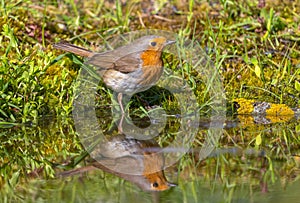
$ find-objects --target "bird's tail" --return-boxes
[57,165,97,177]
[53,42,93,57]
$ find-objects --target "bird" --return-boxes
[58,134,176,191]
[53,35,175,114]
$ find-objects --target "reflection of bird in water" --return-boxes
[59,134,176,191]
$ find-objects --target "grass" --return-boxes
[0,0,299,201]
[0,0,299,123]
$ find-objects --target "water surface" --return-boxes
[1,112,299,203]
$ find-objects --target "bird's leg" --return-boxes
[118,113,124,134]
[117,92,125,114]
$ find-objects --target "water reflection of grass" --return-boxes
[1,114,299,201]
[0,0,299,202]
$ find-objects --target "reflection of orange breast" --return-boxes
[142,152,170,191]
[90,134,172,191]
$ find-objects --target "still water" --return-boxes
[0,111,299,203]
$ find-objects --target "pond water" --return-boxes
[0,111,299,203]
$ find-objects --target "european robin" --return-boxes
[59,134,176,191]
[53,35,175,113]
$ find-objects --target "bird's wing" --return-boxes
[87,51,141,73]
[96,156,144,175]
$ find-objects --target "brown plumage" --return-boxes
[53,35,175,113]
[58,134,176,191]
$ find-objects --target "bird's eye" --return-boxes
[152,182,159,188]
[150,41,157,46]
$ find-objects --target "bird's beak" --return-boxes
[168,182,177,187]
[165,40,176,45]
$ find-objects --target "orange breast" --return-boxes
[140,50,162,67]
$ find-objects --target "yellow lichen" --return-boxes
[265,103,295,116]
[266,115,294,123]
[233,98,255,114]
[236,115,255,126]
